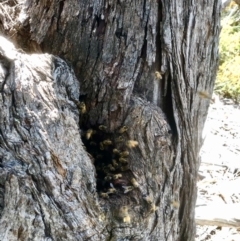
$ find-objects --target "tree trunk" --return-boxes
[0,0,221,240]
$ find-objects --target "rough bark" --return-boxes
[0,0,221,241]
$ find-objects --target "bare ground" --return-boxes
[196,94,240,241]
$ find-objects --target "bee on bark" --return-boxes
[107,187,117,194]
[104,175,112,181]
[118,126,128,134]
[120,166,129,171]
[119,158,128,165]
[100,192,109,199]
[126,140,138,148]
[123,216,131,223]
[155,71,162,80]
[102,166,110,174]
[107,164,115,171]
[197,91,214,103]
[171,200,180,209]
[102,139,112,146]
[149,203,156,213]
[90,141,97,146]
[85,129,94,140]
[113,148,120,155]
[143,195,157,215]
[123,186,134,194]
[143,195,153,204]
[99,125,107,131]
[130,178,139,188]
[120,150,129,158]
[113,174,122,180]
[112,159,119,168]
[118,206,131,223]
[78,102,86,114]
[115,136,124,143]
[99,142,105,150]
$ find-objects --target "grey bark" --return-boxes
[0,0,221,241]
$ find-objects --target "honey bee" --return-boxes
[155,71,162,80]
[107,187,117,194]
[116,136,124,143]
[100,192,109,199]
[123,216,131,223]
[149,203,156,213]
[98,213,106,222]
[123,186,134,194]
[104,175,112,181]
[171,200,180,209]
[113,174,122,180]
[103,139,112,145]
[78,102,86,114]
[197,91,214,103]
[85,129,93,140]
[119,158,128,165]
[126,140,138,148]
[113,148,120,155]
[120,166,129,171]
[102,166,110,174]
[101,167,109,175]
[112,159,119,168]
[143,195,153,204]
[118,126,128,134]
[107,164,115,171]
[118,206,130,223]
[99,125,107,131]
[99,142,104,150]
[120,151,129,157]
[130,178,139,188]
[90,141,97,146]
[119,206,128,215]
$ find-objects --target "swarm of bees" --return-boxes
[81,124,139,199]
[81,122,159,221]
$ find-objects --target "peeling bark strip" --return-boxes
[0,0,221,240]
